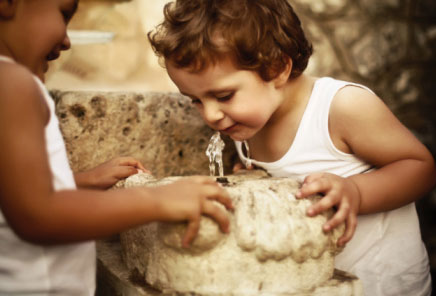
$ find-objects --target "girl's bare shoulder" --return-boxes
[0,61,47,126]
[0,62,42,108]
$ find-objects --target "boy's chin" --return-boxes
[228,134,248,142]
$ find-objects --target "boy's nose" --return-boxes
[202,101,225,124]
[61,34,71,51]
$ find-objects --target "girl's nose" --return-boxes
[61,34,71,51]
[202,101,225,123]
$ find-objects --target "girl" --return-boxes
[0,0,232,294]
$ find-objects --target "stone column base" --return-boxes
[96,240,364,296]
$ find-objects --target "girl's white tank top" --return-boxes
[235,77,431,296]
[0,55,96,295]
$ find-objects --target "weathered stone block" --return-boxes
[51,90,236,177]
[119,172,363,296]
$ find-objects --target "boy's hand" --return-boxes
[75,156,149,190]
[296,172,361,247]
[232,161,253,172]
[151,176,233,247]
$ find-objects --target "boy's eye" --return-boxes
[191,98,202,104]
[216,93,233,102]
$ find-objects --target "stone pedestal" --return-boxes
[96,240,363,296]
[115,172,364,296]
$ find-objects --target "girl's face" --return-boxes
[166,58,284,142]
[6,0,77,80]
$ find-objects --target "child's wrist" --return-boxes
[347,177,362,213]
[74,171,95,189]
[138,187,162,221]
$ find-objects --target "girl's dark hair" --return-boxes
[148,0,313,81]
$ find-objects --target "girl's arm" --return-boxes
[0,65,232,247]
[74,156,150,189]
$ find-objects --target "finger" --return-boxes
[114,166,139,179]
[307,191,341,216]
[182,218,200,248]
[203,185,233,210]
[188,176,217,185]
[202,200,230,233]
[133,162,151,174]
[298,177,334,199]
[117,156,148,171]
[302,173,325,185]
[136,162,148,172]
[337,213,357,247]
[323,202,350,231]
[137,168,152,174]
[232,162,244,172]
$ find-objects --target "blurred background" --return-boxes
[46,0,436,289]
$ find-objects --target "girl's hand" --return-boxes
[296,172,362,247]
[150,176,233,247]
[75,156,149,190]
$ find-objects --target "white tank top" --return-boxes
[235,77,431,296]
[0,55,96,295]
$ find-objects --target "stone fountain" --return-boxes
[53,90,363,295]
[118,171,363,296]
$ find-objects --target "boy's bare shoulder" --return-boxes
[330,84,387,121]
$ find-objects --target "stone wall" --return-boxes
[293,0,436,156]
[45,0,175,92]
[51,90,236,177]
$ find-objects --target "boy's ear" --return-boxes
[274,57,293,88]
[0,0,18,19]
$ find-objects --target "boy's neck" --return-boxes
[270,73,316,125]
[247,73,317,162]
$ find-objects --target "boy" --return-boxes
[148,0,436,295]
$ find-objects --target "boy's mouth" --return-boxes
[221,124,238,133]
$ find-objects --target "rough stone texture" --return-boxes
[51,90,236,178]
[97,240,363,296]
[118,172,363,296]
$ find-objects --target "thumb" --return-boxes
[232,162,244,173]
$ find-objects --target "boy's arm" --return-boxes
[297,85,435,246]
[300,85,435,216]
[0,66,232,247]
[331,86,435,213]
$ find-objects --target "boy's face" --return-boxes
[6,0,77,80]
[167,58,284,142]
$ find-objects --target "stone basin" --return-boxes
[118,171,363,296]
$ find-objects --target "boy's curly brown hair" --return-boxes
[148,0,313,81]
